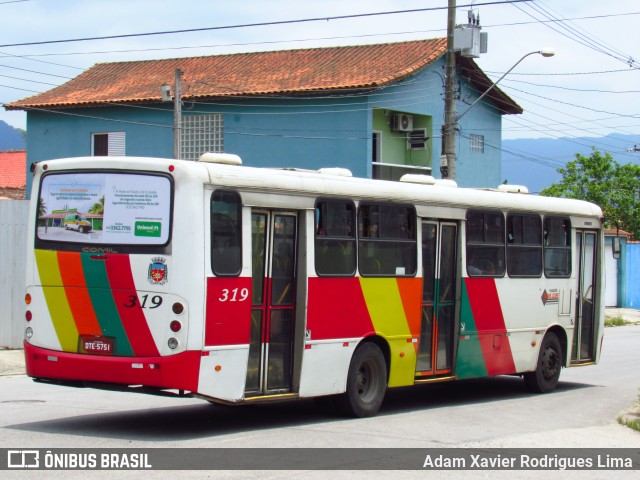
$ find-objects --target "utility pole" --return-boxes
[173,68,183,160]
[441,0,457,180]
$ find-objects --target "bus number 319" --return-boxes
[124,294,163,309]
[219,288,249,302]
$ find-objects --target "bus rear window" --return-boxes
[37,172,172,246]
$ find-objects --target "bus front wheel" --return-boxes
[335,342,387,418]
[524,332,562,393]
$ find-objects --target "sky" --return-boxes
[0,0,639,150]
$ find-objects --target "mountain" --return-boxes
[0,120,26,151]
[501,133,640,194]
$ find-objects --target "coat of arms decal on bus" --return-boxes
[148,257,168,285]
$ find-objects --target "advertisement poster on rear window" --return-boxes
[37,172,171,245]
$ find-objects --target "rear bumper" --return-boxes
[24,341,201,392]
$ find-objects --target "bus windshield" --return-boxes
[36,171,172,246]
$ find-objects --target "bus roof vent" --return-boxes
[435,179,458,188]
[199,152,243,165]
[400,174,436,185]
[497,184,529,194]
[318,167,352,177]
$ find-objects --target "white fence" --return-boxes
[0,200,28,348]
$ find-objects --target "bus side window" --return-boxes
[315,200,356,276]
[211,190,242,276]
[466,210,505,277]
[358,203,417,277]
[507,213,542,277]
[543,216,571,277]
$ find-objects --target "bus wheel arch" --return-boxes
[524,329,563,393]
[335,337,389,417]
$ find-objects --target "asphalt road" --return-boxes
[1,325,639,479]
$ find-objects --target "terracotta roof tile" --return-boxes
[0,150,26,188]
[7,39,448,109]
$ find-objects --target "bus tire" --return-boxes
[335,342,387,418]
[524,332,562,393]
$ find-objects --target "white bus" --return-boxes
[24,154,604,417]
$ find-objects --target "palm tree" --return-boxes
[38,197,46,218]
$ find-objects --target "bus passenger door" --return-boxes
[246,210,297,395]
[572,230,598,363]
[416,221,458,376]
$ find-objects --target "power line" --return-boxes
[7,10,639,60]
[499,77,640,94]
[0,73,59,86]
[0,63,74,79]
[513,1,639,69]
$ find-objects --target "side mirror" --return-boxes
[612,237,621,259]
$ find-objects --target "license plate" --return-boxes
[79,335,114,355]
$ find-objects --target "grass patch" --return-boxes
[605,316,626,327]
[618,393,640,432]
[619,417,640,432]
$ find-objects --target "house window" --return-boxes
[181,114,224,161]
[372,131,382,179]
[92,132,125,156]
[470,134,484,153]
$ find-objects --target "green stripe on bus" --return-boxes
[80,253,134,356]
[455,281,488,379]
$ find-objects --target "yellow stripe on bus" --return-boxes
[359,277,416,387]
[34,250,79,352]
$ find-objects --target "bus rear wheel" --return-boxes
[335,342,387,418]
[524,332,562,393]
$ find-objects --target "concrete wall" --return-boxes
[0,200,28,348]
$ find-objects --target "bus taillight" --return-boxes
[172,302,184,315]
[170,320,182,333]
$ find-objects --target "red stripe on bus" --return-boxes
[105,254,160,357]
[464,278,516,376]
[307,277,374,340]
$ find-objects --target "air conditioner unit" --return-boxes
[407,129,428,150]
[391,113,413,132]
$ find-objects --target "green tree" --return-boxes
[540,148,640,239]
[88,195,104,215]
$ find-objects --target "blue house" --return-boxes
[6,38,521,197]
